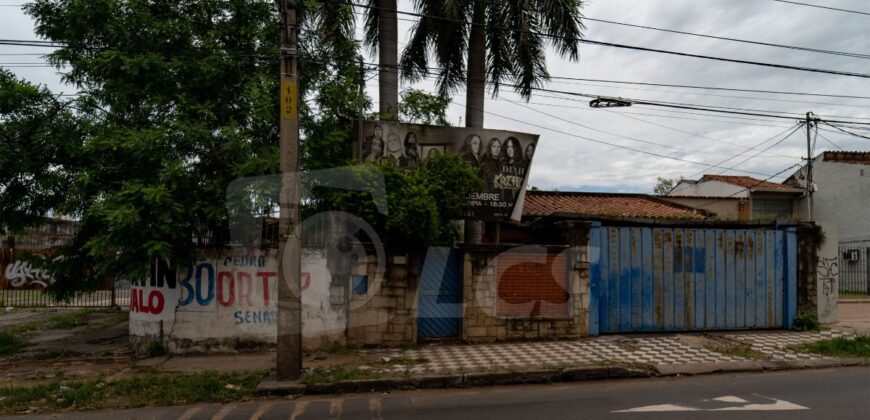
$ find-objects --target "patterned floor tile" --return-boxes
[723,330,853,361]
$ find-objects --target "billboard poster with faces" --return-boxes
[358,121,539,221]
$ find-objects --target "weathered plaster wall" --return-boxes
[346,250,419,347]
[129,248,346,354]
[462,241,589,343]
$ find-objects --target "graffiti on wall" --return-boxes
[4,260,55,289]
[818,257,839,297]
[131,250,343,339]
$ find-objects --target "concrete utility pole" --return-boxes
[276,0,302,380]
[805,112,815,222]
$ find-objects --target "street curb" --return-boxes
[256,358,870,396]
[256,365,656,396]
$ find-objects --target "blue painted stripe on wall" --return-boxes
[641,228,654,330]
[619,228,632,332]
[588,226,601,336]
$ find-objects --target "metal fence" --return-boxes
[838,245,869,295]
[0,288,131,308]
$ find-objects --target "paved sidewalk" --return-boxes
[359,330,855,376]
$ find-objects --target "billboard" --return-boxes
[358,121,539,221]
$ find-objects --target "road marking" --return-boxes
[615,404,699,412]
[330,399,343,417]
[211,403,237,420]
[250,401,276,420]
[290,400,308,420]
[614,395,809,412]
[369,397,383,420]
[177,406,202,420]
[711,399,809,411]
[712,396,748,403]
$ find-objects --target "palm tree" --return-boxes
[363,0,399,119]
[401,0,585,128]
[401,0,584,243]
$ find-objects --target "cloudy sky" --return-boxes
[3,0,869,193]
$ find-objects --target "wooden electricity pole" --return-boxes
[276,0,302,380]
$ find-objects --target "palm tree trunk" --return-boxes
[378,0,399,118]
[464,1,486,244]
[465,2,486,129]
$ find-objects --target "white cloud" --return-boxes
[3,0,869,193]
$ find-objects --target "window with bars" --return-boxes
[752,199,794,219]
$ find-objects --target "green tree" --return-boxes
[15,0,363,297]
[653,177,682,195]
[400,1,586,128]
[398,89,451,126]
[0,69,80,232]
[331,153,482,246]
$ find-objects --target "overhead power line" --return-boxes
[586,17,870,59]
[456,100,782,178]
[345,0,870,79]
[771,0,870,16]
[823,121,870,140]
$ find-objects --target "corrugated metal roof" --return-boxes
[523,191,708,220]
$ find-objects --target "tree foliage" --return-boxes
[4,0,477,297]
[653,177,682,196]
[329,153,482,247]
[400,0,586,99]
[398,89,451,126]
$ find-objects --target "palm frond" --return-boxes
[362,0,379,54]
[536,0,585,60]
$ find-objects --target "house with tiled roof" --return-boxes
[522,191,710,220]
[662,174,803,220]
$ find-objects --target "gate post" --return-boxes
[866,248,870,296]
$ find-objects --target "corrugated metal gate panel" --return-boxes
[590,226,796,334]
[418,247,463,338]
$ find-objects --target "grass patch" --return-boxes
[0,331,29,356]
[840,291,869,297]
[707,343,766,360]
[797,336,870,358]
[0,370,269,415]
[792,312,820,331]
[301,366,382,385]
[374,356,427,366]
[46,309,99,330]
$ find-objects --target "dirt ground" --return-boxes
[836,299,870,335]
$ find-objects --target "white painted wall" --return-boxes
[668,180,749,198]
[129,249,346,353]
[799,161,870,243]
[816,222,839,324]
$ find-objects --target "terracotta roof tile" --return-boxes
[823,151,870,165]
[523,191,707,219]
[700,175,801,192]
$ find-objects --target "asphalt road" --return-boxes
[9,367,870,420]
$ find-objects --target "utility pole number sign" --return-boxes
[281,80,297,119]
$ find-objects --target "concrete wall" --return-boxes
[799,160,870,244]
[462,233,589,343]
[660,197,744,220]
[346,251,419,347]
[129,248,347,354]
[669,180,748,198]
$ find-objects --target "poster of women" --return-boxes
[358,121,539,221]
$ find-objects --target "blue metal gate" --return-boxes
[589,226,797,334]
[418,247,463,338]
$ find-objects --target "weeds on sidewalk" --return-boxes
[797,336,870,358]
[301,366,383,385]
[0,370,269,415]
